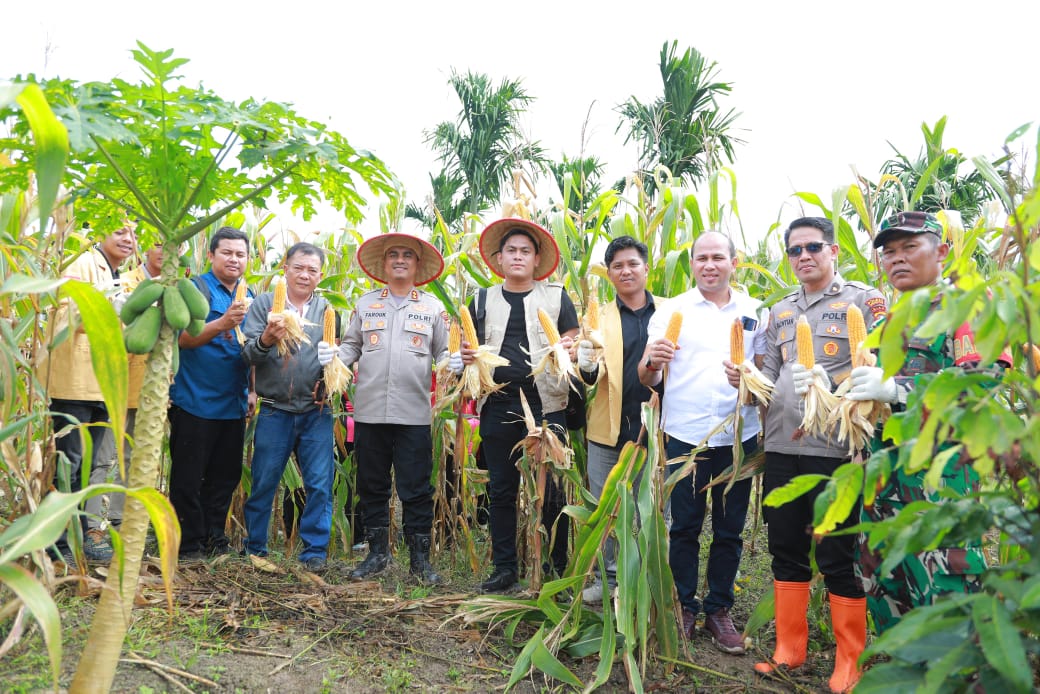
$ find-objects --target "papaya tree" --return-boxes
[1,42,394,692]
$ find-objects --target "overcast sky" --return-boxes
[4,0,1037,250]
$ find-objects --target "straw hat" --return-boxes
[479,218,559,281]
[356,233,444,286]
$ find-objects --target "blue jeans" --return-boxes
[667,435,756,615]
[245,405,334,561]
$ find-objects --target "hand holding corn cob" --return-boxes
[794,315,839,439]
[457,305,509,400]
[233,278,249,345]
[530,308,577,384]
[262,277,312,357]
[321,306,351,395]
[728,317,774,404]
[827,304,891,455]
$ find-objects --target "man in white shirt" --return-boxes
[639,231,767,654]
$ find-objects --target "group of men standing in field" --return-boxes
[40,210,993,692]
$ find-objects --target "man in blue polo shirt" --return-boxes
[168,226,254,560]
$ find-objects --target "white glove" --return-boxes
[791,363,829,396]
[111,290,128,315]
[317,341,336,367]
[576,340,598,373]
[846,365,898,403]
[448,351,464,375]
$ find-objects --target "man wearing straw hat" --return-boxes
[320,232,449,584]
[459,218,579,593]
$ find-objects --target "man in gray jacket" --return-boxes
[320,232,448,583]
[242,242,335,572]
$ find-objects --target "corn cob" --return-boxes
[459,306,479,347]
[323,306,335,344]
[585,296,599,331]
[538,308,560,344]
[235,279,247,303]
[1030,343,1040,373]
[664,312,683,346]
[271,278,286,313]
[847,304,868,368]
[730,317,744,364]
[448,321,461,353]
[797,315,814,369]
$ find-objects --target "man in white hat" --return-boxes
[320,233,449,583]
[459,218,578,593]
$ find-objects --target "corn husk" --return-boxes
[455,307,509,400]
[582,295,604,349]
[827,345,891,457]
[795,316,838,439]
[267,277,312,357]
[531,308,577,385]
[320,306,350,394]
[234,279,249,345]
[731,317,774,405]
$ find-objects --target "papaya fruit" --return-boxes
[186,317,206,337]
[163,285,191,330]
[125,305,161,354]
[171,340,180,377]
[120,279,163,324]
[177,278,209,321]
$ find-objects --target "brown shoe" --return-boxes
[704,608,746,654]
[679,608,698,639]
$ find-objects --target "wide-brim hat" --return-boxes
[873,211,944,249]
[479,218,559,281]
[357,233,444,286]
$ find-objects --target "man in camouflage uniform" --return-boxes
[846,211,1006,633]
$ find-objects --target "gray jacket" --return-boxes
[243,291,330,413]
[338,287,449,425]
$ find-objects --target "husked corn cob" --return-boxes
[323,306,335,344]
[460,306,479,347]
[538,308,560,344]
[235,279,247,303]
[664,312,683,346]
[731,317,744,364]
[585,296,600,331]
[1031,343,1040,373]
[847,305,867,368]
[271,278,286,313]
[448,321,461,353]
[797,315,814,369]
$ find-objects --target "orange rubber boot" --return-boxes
[754,580,810,674]
[828,594,866,693]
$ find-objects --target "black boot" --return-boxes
[350,527,390,580]
[407,534,442,585]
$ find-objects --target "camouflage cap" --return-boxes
[873,211,944,248]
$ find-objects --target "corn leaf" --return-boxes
[0,563,62,685]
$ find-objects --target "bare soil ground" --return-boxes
[6,524,839,693]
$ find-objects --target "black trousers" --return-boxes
[480,398,568,575]
[354,423,434,536]
[763,452,863,598]
[168,406,246,554]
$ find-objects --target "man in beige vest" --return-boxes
[459,218,578,593]
[38,222,137,561]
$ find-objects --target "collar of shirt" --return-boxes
[615,290,655,314]
[287,295,314,317]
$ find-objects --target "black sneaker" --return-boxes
[83,528,114,562]
[479,568,519,594]
[301,556,326,572]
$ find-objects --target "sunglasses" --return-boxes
[785,242,828,257]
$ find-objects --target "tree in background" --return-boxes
[616,41,742,197]
[0,42,393,692]
[417,70,548,223]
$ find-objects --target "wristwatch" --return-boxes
[644,355,658,372]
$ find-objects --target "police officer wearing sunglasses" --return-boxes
[751,217,887,692]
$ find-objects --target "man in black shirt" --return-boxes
[460,218,578,593]
[574,236,659,603]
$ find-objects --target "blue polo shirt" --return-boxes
[169,271,250,420]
